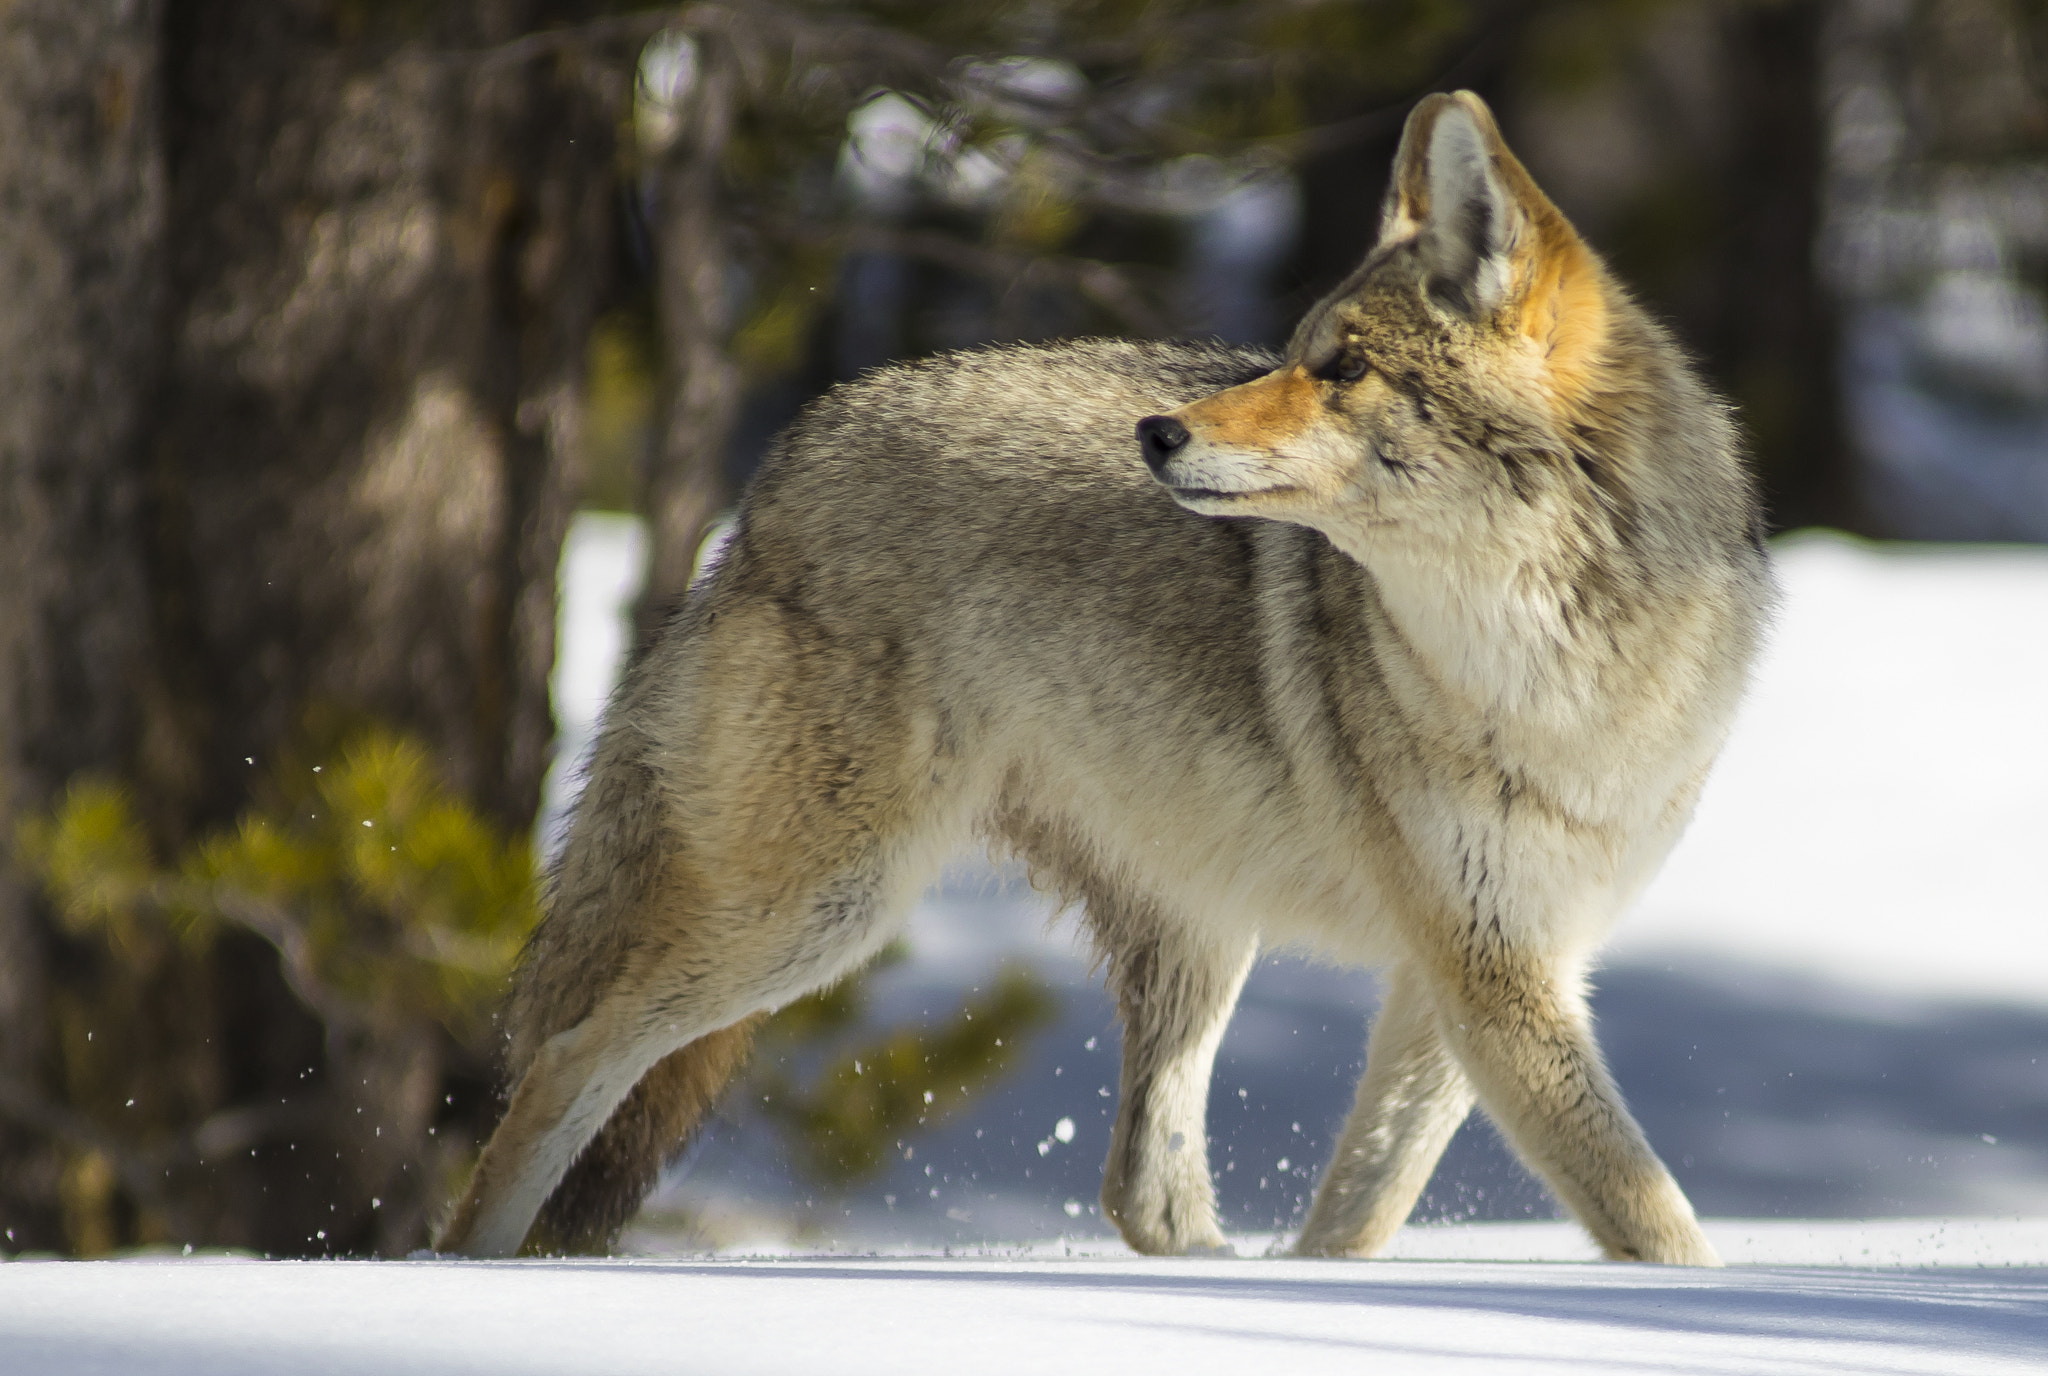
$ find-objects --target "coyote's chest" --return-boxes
[1251,539,1732,960]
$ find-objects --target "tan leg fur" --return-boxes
[1296,962,1476,1257]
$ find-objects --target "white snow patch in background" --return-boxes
[1614,531,2048,1006]
[551,512,649,734]
[539,511,648,854]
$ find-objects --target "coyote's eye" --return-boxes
[1318,352,1369,384]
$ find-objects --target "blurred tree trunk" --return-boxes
[0,0,628,1256]
[0,0,169,1252]
[153,1,618,838]
[638,31,742,632]
[1503,0,1856,534]
[1713,0,1853,532]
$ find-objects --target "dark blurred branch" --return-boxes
[831,224,1172,337]
[467,0,1512,169]
[1244,12,1534,163]
[0,1076,151,1179]
[148,882,372,1045]
[0,1068,328,1221]
[183,1099,328,1161]
[475,12,669,70]
[0,1073,182,1221]
[471,2,950,92]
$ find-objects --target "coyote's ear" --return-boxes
[1381,92,1519,318]
[1381,92,1611,396]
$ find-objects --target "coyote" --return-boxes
[439,91,1769,1265]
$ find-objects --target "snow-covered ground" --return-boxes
[6,1233,2046,1376]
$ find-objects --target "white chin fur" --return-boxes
[1156,443,1292,501]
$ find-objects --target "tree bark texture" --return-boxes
[0,0,170,1252]
[154,1,623,838]
[0,1,627,1255]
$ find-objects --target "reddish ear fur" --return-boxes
[1386,92,1615,416]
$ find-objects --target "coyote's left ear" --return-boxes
[1382,92,1609,383]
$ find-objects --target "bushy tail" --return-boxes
[523,1018,762,1254]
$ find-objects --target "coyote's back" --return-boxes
[439,91,1769,1266]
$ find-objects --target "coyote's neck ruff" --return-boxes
[440,92,1770,1268]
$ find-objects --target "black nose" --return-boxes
[1136,415,1190,473]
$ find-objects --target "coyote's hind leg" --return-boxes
[527,1016,762,1254]
[1295,960,1476,1257]
[436,978,685,1258]
[437,850,903,1259]
[1091,899,1255,1256]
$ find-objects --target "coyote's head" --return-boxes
[1138,91,1652,557]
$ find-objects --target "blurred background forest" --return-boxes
[1,0,2044,1259]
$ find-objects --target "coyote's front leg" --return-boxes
[1095,915,1256,1255]
[1296,961,1476,1256]
[1425,937,1720,1266]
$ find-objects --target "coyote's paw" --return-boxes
[1291,1234,1369,1260]
[1103,1188,1230,1257]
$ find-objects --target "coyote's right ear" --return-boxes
[1382,91,1614,411]
[1380,92,1521,319]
